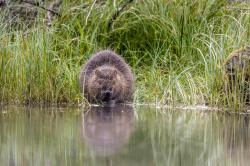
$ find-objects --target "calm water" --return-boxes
[0,105,249,166]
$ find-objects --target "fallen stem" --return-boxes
[22,0,61,16]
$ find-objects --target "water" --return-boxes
[0,105,249,166]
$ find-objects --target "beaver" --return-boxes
[224,46,250,105]
[0,0,5,7]
[79,50,134,104]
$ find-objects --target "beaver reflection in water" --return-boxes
[82,105,135,157]
[79,50,134,104]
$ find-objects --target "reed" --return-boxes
[0,0,249,110]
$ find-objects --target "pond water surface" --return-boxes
[0,105,249,166]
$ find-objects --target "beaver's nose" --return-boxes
[104,90,112,98]
[101,90,112,101]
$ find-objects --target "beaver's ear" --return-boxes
[95,69,102,76]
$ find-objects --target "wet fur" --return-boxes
[79,50,134,104]
[224,46,250,104]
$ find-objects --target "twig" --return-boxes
[22,0,61,16]
[108,0,134,30]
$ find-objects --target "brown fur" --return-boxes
[79,50,134,104]
[224,46,250,104]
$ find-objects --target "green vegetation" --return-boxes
[0,0,249,110]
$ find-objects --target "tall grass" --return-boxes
[0,0,250,110]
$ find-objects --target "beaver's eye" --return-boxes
[96,80,102,86]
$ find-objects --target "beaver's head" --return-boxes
[225,53,250,81]
[89,66,122,103]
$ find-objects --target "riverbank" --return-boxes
[0,0,249,111]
